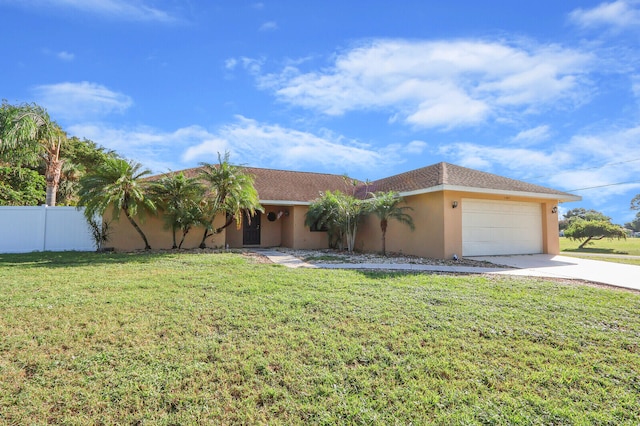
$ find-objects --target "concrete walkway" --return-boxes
[254,249,639,292]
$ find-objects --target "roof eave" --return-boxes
[398,185,582,202]
[259,199,311,206]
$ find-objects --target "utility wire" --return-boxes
[529,157,640,180]
[568,180,640,192]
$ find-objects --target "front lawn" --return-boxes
[561,236,640,256]
[1,251,638,424]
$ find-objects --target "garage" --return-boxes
[462,199,543,256]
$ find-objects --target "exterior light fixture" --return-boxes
[551,206,558,214]
[452,201,458,208]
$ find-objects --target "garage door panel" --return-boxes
[462,199,542,256]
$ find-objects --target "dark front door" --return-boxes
[242,213,261,245]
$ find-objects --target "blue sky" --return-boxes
[1,0,639,225]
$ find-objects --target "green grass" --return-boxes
[560,236,640,256]
[1,251,639,425]
[565,256,640,266]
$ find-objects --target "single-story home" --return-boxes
[106,162,581,258]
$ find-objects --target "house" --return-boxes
[106,162,581,258]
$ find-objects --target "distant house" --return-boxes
[106,162,581,258]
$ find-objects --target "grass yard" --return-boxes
[569,256,640,266]
[1,251,639,425]
[560,236,640,256]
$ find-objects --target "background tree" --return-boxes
[564,218,627,249]
[55,137,118,206]
[149,172,204,249]
[624,195,640,233]
[78,158,156,250]
[197,152,262,248]
[366,191,415,256]
[0,166,45,206]
[0,101,66,206]
[559,208,611,231]
[624,213,640,233]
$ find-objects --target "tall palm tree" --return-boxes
[78,158,156,250]
[148,172,204,249]
[197,152,263,248]
[366,191,415,256]
[0,102,66,206]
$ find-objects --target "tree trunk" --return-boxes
[380,219,388,256]
[124,210,151,250]
[578,236,593,249]
[178,226,190,249]
[45,157,63,206]
[171,225,177,249]
[199,215,236,248]
[199,227,209,249]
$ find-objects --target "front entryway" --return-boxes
[243,213,261,245]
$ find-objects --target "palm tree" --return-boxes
[148,172,204,249]
[366,191,415,256]
[78,158,156,250]
[0,102,66,206]
[305,192,344,249]
[305,190,365,252]
[197,152,263,248]
[176,203,205,249]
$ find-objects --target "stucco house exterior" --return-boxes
[106,162,581,259]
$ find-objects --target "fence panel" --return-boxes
[0,206,97,253]
[0,207,47,253]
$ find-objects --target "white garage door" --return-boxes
[462,199,543,256]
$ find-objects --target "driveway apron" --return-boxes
[472,254,640,291]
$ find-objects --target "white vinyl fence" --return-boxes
[0,206,97,253]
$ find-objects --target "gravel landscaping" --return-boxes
[276,247,505,268]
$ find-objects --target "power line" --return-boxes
[530,157,640,180]
[568,180,640,192]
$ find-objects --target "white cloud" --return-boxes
[513,125,551,144]
[224,58,238,70]
[439,143,562,177]
[32,81,133,120]
[11,0,179,22]
[569,0,640,30]
[439,124,640,199]
[257,39,593,129]
[182,116,403,173]
[406,140,427,154]
[67,116,418,175]
[632,74,640,99]
[42,48,75,61]
[67,123,213,172]
[57,50,74,61]
[259,21,278,31]
[225,56,265,76]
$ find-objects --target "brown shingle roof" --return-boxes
[173,166,359,203]
[160,162,578,203]
[356,162,578,200]
[241,167,359,203]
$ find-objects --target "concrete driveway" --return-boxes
[472,254,640,291]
